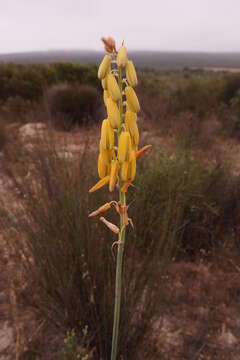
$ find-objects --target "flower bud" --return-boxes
[89,175,110,193]
[117,131,131,163]
[98,154,110,179]
[106,98,121,129]
[100,217,120,234]
[88,202,111,217]
[109,159,119,192]
[107,73,121,101]
[101,119,114,150]
[121,161,130,181]
[101,77,108,90]
[136,145,152,159]
[130,157,136,180]
[125,110,139,146]
[126,60,138,87]
[99,143,112,165]
[117,45,127,67]
[98,55,111,79]
[125,86,140,113]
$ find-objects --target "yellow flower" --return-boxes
[130,157,136,180]
[125,110,139,146]
[107,73,121,101]
[98,55,111,79]
[100,119,114,150]
[106,98,121,129]
[99,143,112,165]
[89,175,110,193]
[98,153,110,179]
[117,131,131,163]
[121,161,130,181]
[125,86,140,113]
[126,60,138,87]
[109,159,119,192]
[117,45,127,67]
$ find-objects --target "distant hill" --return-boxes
[0,50,240,70]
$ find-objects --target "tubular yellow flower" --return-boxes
[89,175,110,193]
[100,217,120,234]
[121,161,130,181]
[126,60,138,87]
[98,54,111,79]
[107,73,121,101]
[103,90,109,107]
[136,145,152,159]
[125,110,139,146]
[106,98,121,129]
[88,202,111,217]
[117,131,131,163]
[130,157,136,181]
[125,86,140,113]
[117,45,127,67]
[100,119,114,150]
[101,77,108,90]
[98,153,110,179]
[99,143,112,165]
[109,159,119,192]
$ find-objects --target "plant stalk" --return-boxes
[111,66,126,360]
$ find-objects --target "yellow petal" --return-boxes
[126,60,138,87]
[125,110,139,146]
[121,161,130,181]
[101,77,108,90]
[100,217,120,234]
[109,160,119,192]
[98,154,110,179]
[99,143,112,164]
[117,45,127,67]
[103,90,109,107]
[100,119,114,150]
[89,175,110,193]
[107,73,121,101]
[117,131,131,163]
[136,145,152,159]
[125,86,140,113]
[130,157,136,181]
[98,55,111,79]
[106,98,121,129]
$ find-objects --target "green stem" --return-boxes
[111,66,126,360]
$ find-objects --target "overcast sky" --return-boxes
[1,0,240,54]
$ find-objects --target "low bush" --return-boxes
[131,151,239,258]
[46,83,101,129]
[6,141,161,359]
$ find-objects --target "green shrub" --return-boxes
[172,75,223,116]
[221,73,240,104]
[46,83,101,129]
[7,141,160,359]
[131,151,239,258]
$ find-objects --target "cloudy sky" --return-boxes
[1,0,240,54]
